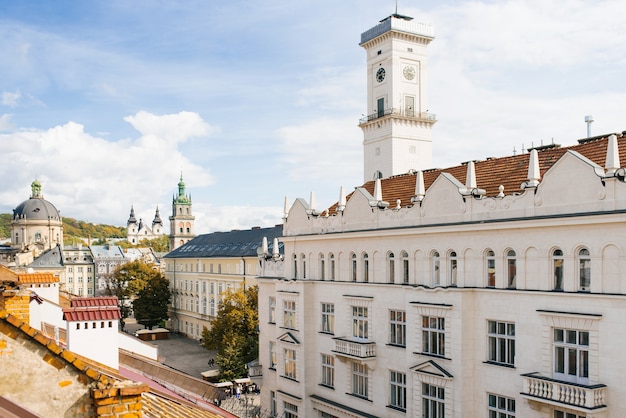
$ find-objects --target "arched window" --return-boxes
[362,253,369,283]
[329,253,336,281]
[351,253,357,282]
[578,248,591,291]
[449,251,458,286]
[319,253,325,280]
[301,254,307,279]
[401,251,409,284]
[432,252,440,286]
[486,250,496,287]
[388,252,395,283]
[293,254,298,279]
[552,249,564,290]
[506,250,516,288]
[35,232,41,241]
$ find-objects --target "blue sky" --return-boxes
[1,0,626,233]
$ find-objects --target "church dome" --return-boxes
[13,180,61,221]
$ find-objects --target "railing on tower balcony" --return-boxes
[358,108,437,124]
[332,337,376,359]
[521,372,607,412]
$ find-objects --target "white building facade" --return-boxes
[256,12,626,418]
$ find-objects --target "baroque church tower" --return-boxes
[126,205,164,244]
[169,174,195,251]
[359,13,435,181]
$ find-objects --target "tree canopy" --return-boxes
[132,274,171,330]
[201,285,259,382]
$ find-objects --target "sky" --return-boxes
[1,0,626,234]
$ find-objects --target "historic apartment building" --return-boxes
[164,225,283,340]
[256,12,626,418]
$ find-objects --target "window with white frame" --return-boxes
[554,411,584,418]
[269,341,276,369]
[554,328,589,384]
[329,253,336,281]
[506,250,517,288]
[488,320,515,366]
[578,248,590,291]
[352,362,368,399]
[270,391,276,417]
[301,254,306,279]
[321,303,334,334]
[449,251,457,286]
[362,253,369,283]
[389,370,406,410]
[422,316,445,356]
[352,306,369,340]
[488,393,515,418]
[283,401,298,418]
[283,300,296,329]
[351,253,357,282]
[284,348,296,379]
[401,251,409,284]
[269,296,276,324]
[388,252,395,283]
[202,297,207,314]
[293,254,298,279]
[432,251,440,285]
[320,354,334,387]
[319,253,325,280]
[210,298,215,316]
[422,383,444,418]
[389,310,406,347]
[486,249,496,287]
[553,249,564,290]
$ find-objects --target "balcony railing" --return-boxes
[521,373,607,412]
[332,337,376,359]
[248,363,263,378]
[359,108,437,124]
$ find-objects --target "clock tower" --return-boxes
[169,174,195,251]
[359,13,435,181]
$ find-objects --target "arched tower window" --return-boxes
[387,252,395,283]
[552,249,564,290]
[432,251,440,286]
[351,253,357,282]
[329,253,336,281]
[506,250,516,289]
[362,253,369,283]
[486,250,495,287]
[449,251,458,286]
[578,248,591,291]
[319,253,325,281]
[401,251,409,284]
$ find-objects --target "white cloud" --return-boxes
[0,114,13,130]
[2,90,21,107]
[193,203,283,233]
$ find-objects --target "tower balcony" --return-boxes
[332,337,376,359]
[358,108,437,125]
[520,372,607,413]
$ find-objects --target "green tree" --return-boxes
[139,235,170,252]
[105,260,161,329]
[201,285,258,381]
[132,274,171,330]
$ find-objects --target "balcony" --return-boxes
[358,108,437,125]
[247,362,263,379]
[521,373,607,412]
[332,337,376,359]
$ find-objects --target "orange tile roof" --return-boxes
[327,133,625,213]
[17,272,59,284]
[71,296,119,308]
[62,306,121,321]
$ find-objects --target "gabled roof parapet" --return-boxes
[521,149,541,189]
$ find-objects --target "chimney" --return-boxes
[0,289,31,323]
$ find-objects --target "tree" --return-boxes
[201,285,258,381]
[132,274,171,330]
[105,260,161,329]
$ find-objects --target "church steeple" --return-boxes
[169,174,195,251]
[359,13,436,181]
[127,205,138,225]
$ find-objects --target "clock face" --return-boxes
[376,67,386,83]
[403,65,416,81]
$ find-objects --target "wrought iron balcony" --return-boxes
[358,108,437,125]
[521,372,607,412]
[332,337,376,359]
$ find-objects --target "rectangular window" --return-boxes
[554,411,584,418]
[321,354,334,387]
[488,393,515,418]
[352,362,368,399]
[270,391,276,417]
[284,348,296,379]
[422,383,445,418]
[389,310,406,347]
[352,306,369,340]
[488,321,515,366]
[283,401,298,418]
[422,316,445,356]
[389,371,406,410]
[554,328,589,384]
[321,303,335,334]
[283,300,296,329]
[269,341,276,369]
[269,297,276,324]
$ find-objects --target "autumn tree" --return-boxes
[106,260,162,329]
[132,274,171,330]
[201,285,258,381]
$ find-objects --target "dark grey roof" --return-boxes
[28,245,63,268]
[164,225,283,259]
[13,197,61,221]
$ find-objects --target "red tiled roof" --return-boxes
[327,133,625,213]
[71,296,119,308]
[63,306,121,321]
[17,272,59,284]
